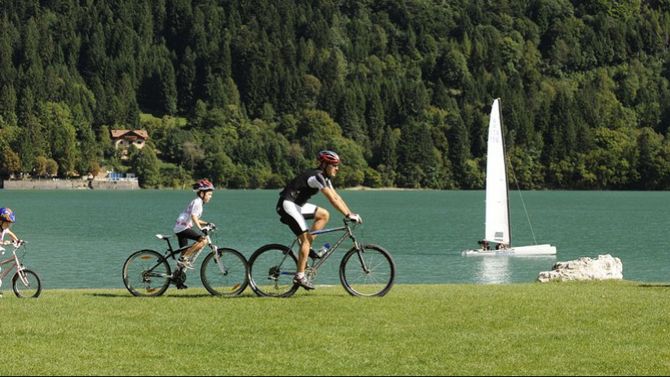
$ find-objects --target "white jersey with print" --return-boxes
[173,197,204,233]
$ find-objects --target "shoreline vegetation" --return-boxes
[3,2,670,192]
[2,282,669,375]
[346,185,426,191]
[0,180,418,191]
[1,178,139,190]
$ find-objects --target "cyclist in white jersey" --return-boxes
[276,150,362,290]
[172,179,215,288]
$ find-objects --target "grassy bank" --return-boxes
[1,282,669,375]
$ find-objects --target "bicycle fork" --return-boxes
[212,246,229,275]
[351,241,372,274]
[15,265,31,286]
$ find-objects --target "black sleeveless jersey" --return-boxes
[279,169,332,206]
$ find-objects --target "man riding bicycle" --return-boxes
[172,179,215,289]
[276,150,362,290]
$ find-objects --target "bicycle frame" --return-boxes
[123,224,249,297]
[284,219,363,272]
[248,217,395,297]
[0,244,30,286]
[153,226,223,273]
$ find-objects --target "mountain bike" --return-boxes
[122,224,248,297]
[0,240,42,298]
[248,218,395,297]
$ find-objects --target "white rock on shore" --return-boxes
[537,254,623,283]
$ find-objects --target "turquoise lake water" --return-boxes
[0,189,668,289]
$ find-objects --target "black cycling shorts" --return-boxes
[176,228,205,248]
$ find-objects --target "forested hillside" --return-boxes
[2,0,670,189]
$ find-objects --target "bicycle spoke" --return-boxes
[122,250,171,297]
[12,270,41,298]
[201,248,248,296]
[248,245,298,297]
[340,245,395,297]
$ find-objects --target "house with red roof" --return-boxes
[110,129,149,158]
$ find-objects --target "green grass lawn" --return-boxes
[1,281,669,375]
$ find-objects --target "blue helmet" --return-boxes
[0,207,15,223]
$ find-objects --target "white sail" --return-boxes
[484,99,510,245]
[462,98,556,256]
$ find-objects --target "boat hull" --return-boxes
[462,244,557,256]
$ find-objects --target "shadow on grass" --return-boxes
[638,283,670,288]
[85,292,260,299]
[85,290,352,299]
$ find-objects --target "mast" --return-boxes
[497,98,512,247]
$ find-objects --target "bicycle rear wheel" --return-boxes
[340,244,396,297]
[12,269,41,298]
[248,244,299,297]
[200,248,249,296]
[122,249,171,297]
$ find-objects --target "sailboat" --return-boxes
[462,98,556,256]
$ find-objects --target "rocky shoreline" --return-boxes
[2,179,139,190]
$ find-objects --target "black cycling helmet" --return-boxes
[317,150,341,165]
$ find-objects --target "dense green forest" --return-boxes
[2,0,670,189]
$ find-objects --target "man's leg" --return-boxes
[296,231,311,274]
[309,207,330,243]
[279,200,318,290]
[293,231,315,290]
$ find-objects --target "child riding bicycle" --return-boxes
[172,179,216,289]
[1,207,23,297]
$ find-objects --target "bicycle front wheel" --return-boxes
[248,244,299,297]
[340,244,396,297]
[201,248,249,296]
[122,249,171,297]
[12,269,41,298]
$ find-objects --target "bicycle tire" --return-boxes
[200,247,249,296]
[12,269,41,298]
[122,249,171,297]
[248,243,299,297]
[339,244,396,297]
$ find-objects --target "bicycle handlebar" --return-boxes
[343,217,361,226]
[1,239,25,247]
[0,239,26,254]
[201,223,216,234]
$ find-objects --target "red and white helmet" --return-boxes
[193,178,215,192]
[317,150,341,165]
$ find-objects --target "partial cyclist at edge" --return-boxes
[0,208,21,246]
[276,150,363,291]
[172,178,216,289]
